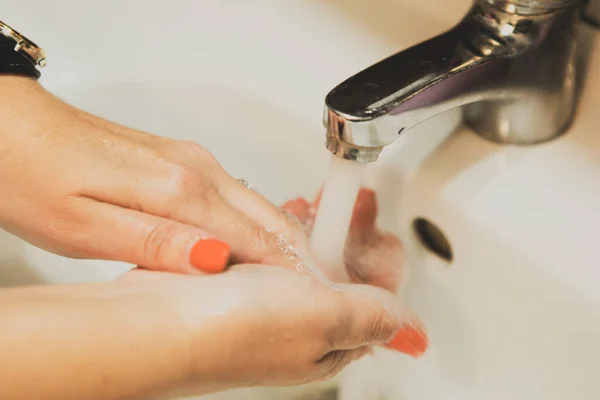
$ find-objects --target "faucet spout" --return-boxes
[323,0,581,162]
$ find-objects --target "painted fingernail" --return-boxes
[189,239,231,273]
[281,198,311,221]
[386,325,429,358]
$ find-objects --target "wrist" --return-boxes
[118,282,198,398]
[0,76,56,151]
[0,74,41,98]
[0,280,196,400]
[111,276,228,398]
[0,75,44,132]
[147,274,250,396]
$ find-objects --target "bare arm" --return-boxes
[0,281,191,400]
[0,265,424,400]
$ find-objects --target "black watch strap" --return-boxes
[0,33,41,79]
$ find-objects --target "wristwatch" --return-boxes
[0,20,46,79]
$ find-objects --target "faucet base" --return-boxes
[464,92,576,145]
[463,1,580,146]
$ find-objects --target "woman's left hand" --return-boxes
[282,187,405,293]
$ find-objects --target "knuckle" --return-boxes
[181,141,216,164]
[44,201,96,258]
[165,163,194,192]
[255,226,276,251]
[235,224,278,264]
[281,210,310,240]
[367,309,395,343]
[328,296,394,346]
[201,182,222,208]
[368,311,387,340]
[318,351,352,381]
[256,224,310,267]
[325,309,352,346]
[143,223,180,265]
[157,162,196,207]
[156,159,221,213]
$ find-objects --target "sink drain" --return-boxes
[413,218,453,262]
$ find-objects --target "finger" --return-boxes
[69,198,231,274]
[348,188,378,234]
[174,190,306,268]
[345,232,404,292]
[78,137,309,270]
[331,283,428,357]
[217,173,307,239]
[281,198,316,239]
[281,198,312,226]
[316,346,372,381]
[280,188,403,289]
[344,188,405,292]
[214,173,312,267]
[312,187,378,234]
[138,155,309,269]
[92,168,302,269]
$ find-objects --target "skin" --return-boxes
[282,188,406,293]
[0,266,408,400]
[0,75,427,399]
[0,76,306,272]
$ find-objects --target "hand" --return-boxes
[283,188,424,354]
[282,187,405,292]
[120,264,424,395]
[0,76,303,273]
[0,263,425,399]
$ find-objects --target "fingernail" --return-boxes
[281,198,311,221]
[189,239,231,273]
[386,325,429,358]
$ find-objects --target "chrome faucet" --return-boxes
[323,0,593,163]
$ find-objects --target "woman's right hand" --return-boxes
[0,76,309,274]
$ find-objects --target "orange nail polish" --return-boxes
[281,198,311,221]
[386,325,429,358]
[189,239,231,273]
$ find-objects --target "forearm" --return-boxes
[0,281,192,400]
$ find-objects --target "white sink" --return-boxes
[2,1,600,399]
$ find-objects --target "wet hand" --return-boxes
[120,264,419,394]
[0,76,304,273]
[282,188,405,292]
[282,188,427,356]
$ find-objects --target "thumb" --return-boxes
[333,283,428,358]
[73,198,231,274]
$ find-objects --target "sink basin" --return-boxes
[2,0,600,399]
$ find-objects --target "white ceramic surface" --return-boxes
[2,1,599,399]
